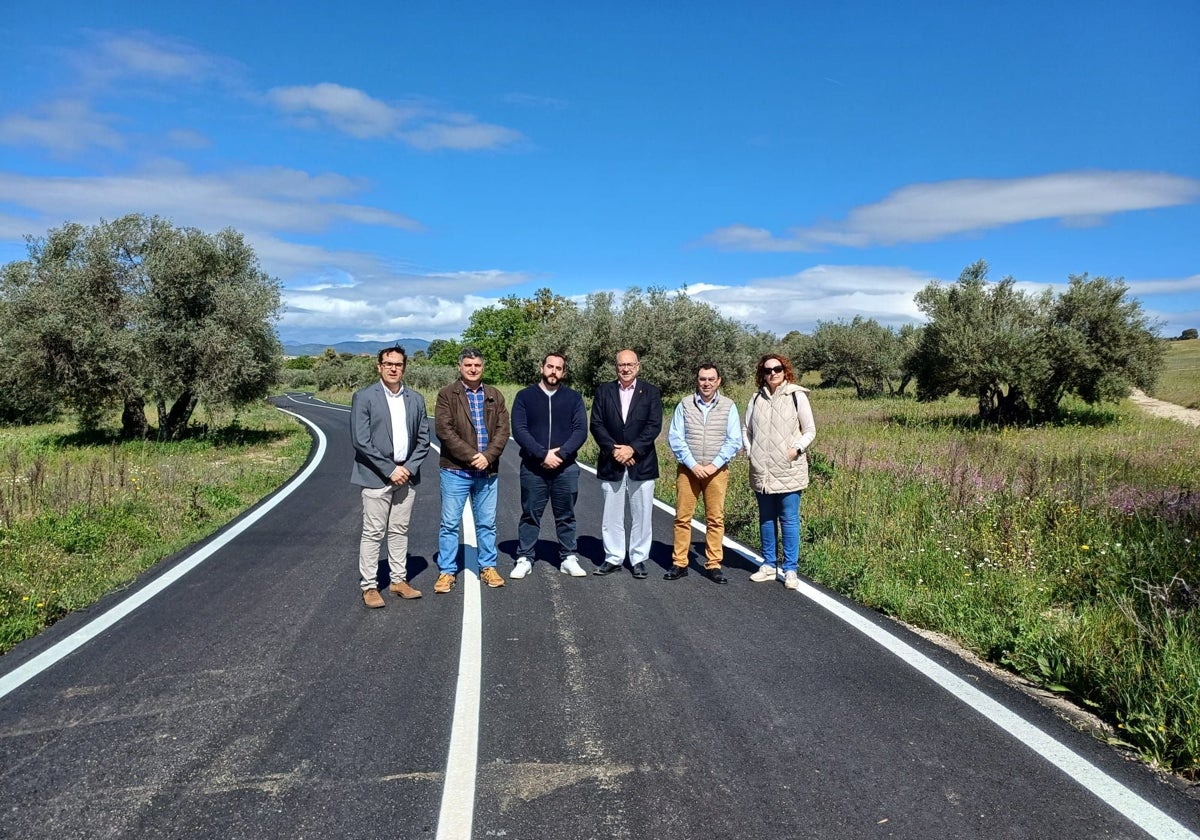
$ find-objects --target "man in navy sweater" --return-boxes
[509,353,590,578]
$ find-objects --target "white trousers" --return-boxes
[359,483,416,590]
[600,475,654,566]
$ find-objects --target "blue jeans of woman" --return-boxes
[755,490,801,572]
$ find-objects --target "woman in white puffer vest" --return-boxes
[742,354,817,590]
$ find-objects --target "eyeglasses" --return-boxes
[617,363,639,368]
[762,365,785,374]
[379,362,405,369]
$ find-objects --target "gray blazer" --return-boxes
[349,381,430,488]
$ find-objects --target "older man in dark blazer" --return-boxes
[350,346,430,608]
[589,348,663,578]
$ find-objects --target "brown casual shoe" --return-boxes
[480,567,505,588]
[434,573,455,594]
[362,588,385,609]
[390,580,422,599]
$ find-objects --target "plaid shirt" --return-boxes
[445,383,490,478]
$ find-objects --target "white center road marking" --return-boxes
[287,393,485,839]
[435,492,481,840]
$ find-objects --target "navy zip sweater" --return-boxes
[511,383,589,467]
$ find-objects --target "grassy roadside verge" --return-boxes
[1154,338,1200,409]
[0,402,310,654]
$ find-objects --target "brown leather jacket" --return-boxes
[434,381,510,475]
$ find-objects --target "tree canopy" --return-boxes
[526,287,773,396]
[905,260,1164,424]
[805,316,916,397]
[0,215,283,438]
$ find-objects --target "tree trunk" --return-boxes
[121,395,150,439]
[161,390,197,440]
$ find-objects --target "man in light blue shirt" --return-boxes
[665,363,742,584]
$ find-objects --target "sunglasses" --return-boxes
[762,365,785,374]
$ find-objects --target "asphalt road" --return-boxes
[0,393,1197,840]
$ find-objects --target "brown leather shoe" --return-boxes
[390,580,422,599]
[362,588,385,608]
[434,573,455,594]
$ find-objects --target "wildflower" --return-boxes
[21,596,29,602]
[36,602,44,608]
[1080,545,1090,551]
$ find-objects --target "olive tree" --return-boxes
[808,316,910,397]
[906,260,1163,424]
[525,287,770,397]
[0,215,282,438]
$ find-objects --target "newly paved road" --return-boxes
[1,393,1197,839]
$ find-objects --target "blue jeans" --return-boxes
[438,470,499,573]
[517,461,579,560]
[755,490,801,573]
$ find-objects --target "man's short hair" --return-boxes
[543,352,566,366]
[698,362,720,377]
[458,346,483,362]
[377,345,407,364]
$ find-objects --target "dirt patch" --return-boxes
[1130,389,1200,427]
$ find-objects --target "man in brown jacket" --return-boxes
[434,347,511,593]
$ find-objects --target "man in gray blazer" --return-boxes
[350,346,430,608]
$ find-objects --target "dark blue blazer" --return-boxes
[589,379,663,482]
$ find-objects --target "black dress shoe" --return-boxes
[593,562,622,576]
[631,562,648,579]
[664,566,689,581]
[707,567,728,584]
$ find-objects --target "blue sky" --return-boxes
[1,1,1197,344]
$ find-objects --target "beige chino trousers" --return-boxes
[358,483,417,590]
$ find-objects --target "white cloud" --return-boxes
[267,83,406,138]
[0,165,420,238]
[1126,274,1200,296]
[399,117,523,151]
[687,265,936,335]
[694,265,930,331]
[268,83,523,150]
[280,285,532,341]
[0,99,124,154]
[705,171,1200,251]
[74,31,242,89]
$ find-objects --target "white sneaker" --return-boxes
[511,557,532,579]
[750,564,778,583]
[784,570,801,590]
[560,555,587,577]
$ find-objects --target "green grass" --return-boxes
[0,403,310,653]
[1153,338,1200,409]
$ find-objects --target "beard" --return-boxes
[542,374,559,387]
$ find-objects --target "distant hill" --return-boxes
[282,338,431,357]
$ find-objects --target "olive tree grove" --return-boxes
[0,215,282,438]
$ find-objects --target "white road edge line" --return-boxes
[594,455,1197,840]
[0,407,328,702]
